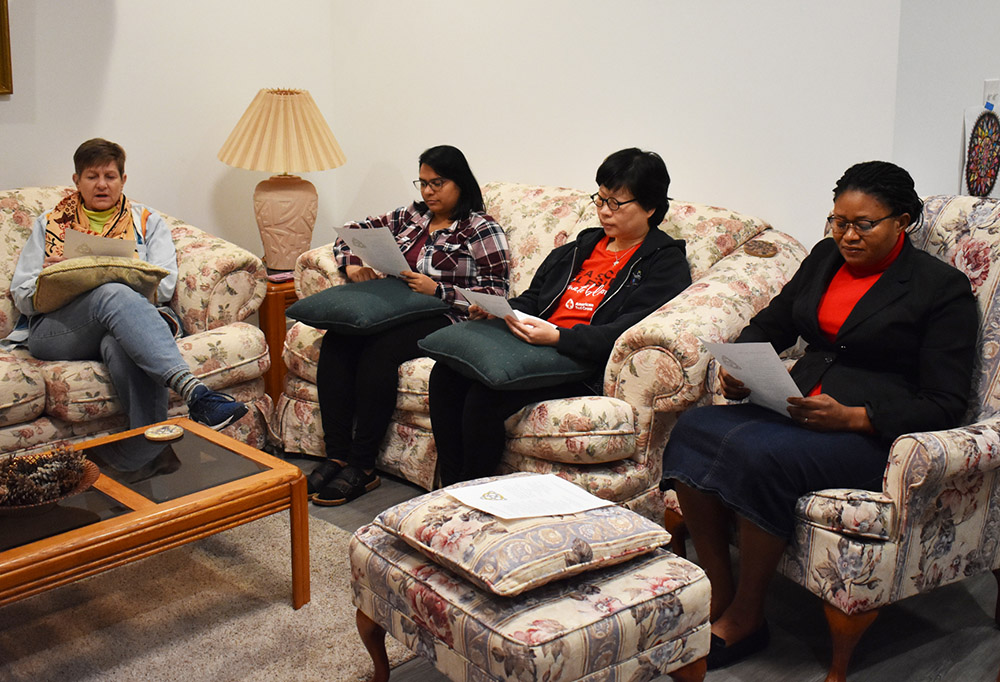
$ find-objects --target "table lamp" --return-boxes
[218,88,346,271]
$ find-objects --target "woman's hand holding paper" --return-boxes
[467,304,491,320]
[505,314,560,346]
[346,264,378,282]
[786,394,874,433]
[719,367,751,401]
[400,270,438,296]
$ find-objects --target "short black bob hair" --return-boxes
[595,148,671,228]
[74,138,127,176]
[833,160,923,229]
[418,145,484,221]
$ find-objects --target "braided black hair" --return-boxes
[833,160,923,228]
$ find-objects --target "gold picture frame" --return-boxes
[0,0,11,95]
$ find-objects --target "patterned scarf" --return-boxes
[44,192,137,259]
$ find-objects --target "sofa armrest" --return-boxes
[882,414,1000,541]
[169,222,267,334]
[606,230,806,412]
[294,243,348,298]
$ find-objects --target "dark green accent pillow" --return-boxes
[418,318,596,390]
[286,277,448,335]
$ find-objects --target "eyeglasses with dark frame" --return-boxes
[826,214,898,235]
[590,192,638,211]
[413,178,450,191]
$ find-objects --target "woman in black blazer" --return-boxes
[661,161,978,669]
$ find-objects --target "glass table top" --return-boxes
[0,428,271,552]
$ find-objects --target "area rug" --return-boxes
[0,512,414,681]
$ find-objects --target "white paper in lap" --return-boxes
[455,287,557,330]
[704,341,801,416]
[64,230,138,258]
[333,226,411,277]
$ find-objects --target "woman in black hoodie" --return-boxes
[428,147,691,485]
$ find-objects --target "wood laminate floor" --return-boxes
[291,455,1000,682]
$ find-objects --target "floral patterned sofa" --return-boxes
[273,182,807,521]
[0,186,272,454]
[687,194,1000,681]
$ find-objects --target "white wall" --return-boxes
[2,1,902,255]
[894,0,1000,196]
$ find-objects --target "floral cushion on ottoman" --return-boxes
[373,473,672,597]
[350,523,710,681]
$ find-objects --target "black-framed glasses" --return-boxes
[413,178,450,191]
[590,192,638,211]
[826,214,897,234]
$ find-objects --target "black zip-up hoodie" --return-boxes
[509,226,691,364]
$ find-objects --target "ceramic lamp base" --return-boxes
[253,175,318,271]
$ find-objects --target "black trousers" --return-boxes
[316,316,449,470]
[428,362,594,486]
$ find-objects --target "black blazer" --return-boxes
[737,236,978,442]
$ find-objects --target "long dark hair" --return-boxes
[595,148,671,228]
[418,145,484,220]
[833,161,923,228]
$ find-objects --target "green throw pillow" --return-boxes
[418,318,596,390]
[286,277,449,335]
[33,256,169,314]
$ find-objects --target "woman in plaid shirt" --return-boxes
[310,145,510,506]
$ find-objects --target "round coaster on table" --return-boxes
[745,240,778,258]
[144,424,184,441]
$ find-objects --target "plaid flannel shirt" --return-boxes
[333,202,510,322]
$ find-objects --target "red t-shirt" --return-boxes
[546,236,635,329]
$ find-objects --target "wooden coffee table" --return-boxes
[0,418,309,609]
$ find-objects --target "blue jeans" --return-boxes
[28,283,190,428]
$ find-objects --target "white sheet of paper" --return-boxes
[64,230,137,259]
[447,473,614,519]
[456,287,515,318]
[455,287,558,330]
[333,226,411,277]
[703,341,802,416]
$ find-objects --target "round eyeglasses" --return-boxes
[413,178,450,191]
[590,192,638,211]
[826,214,897,234]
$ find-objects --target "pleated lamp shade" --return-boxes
[218,88,346,271]
[218,88,346,173]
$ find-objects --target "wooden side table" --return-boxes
[260,279,298,403]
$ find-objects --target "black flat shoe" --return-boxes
[706,620,770,670]
[306,459,344,498]
[312,465,380,507]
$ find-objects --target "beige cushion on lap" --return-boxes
[373,473,672,596]
[33,256,169,314]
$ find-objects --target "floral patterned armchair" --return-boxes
[685,194,1000,681]
[273,182,806,521]
[0,187,272,454]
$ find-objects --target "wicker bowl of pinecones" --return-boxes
[0,446,100,516]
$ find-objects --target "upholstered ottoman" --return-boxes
[349,475,711,682]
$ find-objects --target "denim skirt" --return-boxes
[661,403,888,538]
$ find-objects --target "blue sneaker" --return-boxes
[188,386,248,430]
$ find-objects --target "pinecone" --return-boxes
[0,446,88,506]
[29,461,65,500]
